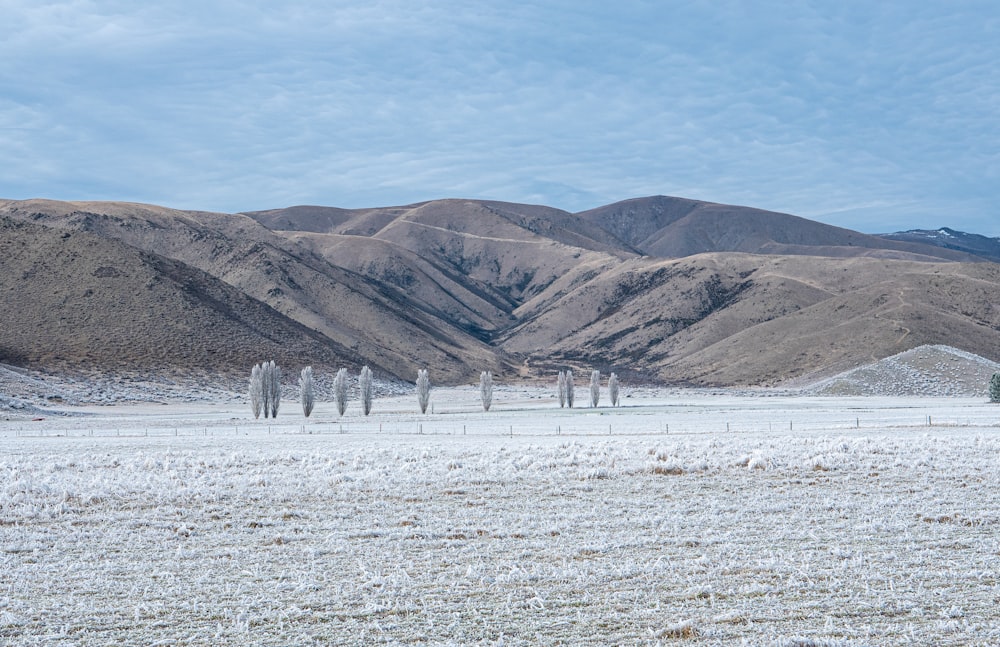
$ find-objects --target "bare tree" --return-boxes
[267,361,281,418]
[249,363,262,419]
[608,372,619,407]
[480,370,493,412]
[333,368,348,416]
[360,365,373,416]
[253,360,279,418]
[300,366,315,418]
[565,369,574,408]
[590,369,601,408]
[260,361,271,418]
[557,371,566,408]
[416,369,431,414]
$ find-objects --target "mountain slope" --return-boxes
[246,199,636,256]
[879,228,1000,263]
[0,215,359,372]
[247,199,634,331]
[577,196,986,262]
[501,253,1000,386]
[0,199,508,382]
[3,195,998,389]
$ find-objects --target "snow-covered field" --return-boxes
[3,388,1000,645]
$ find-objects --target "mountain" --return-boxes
[0,215,359,372]
[577,196,985,262]
[0,199,508,383]
[2,195,998,389]
[501,252,1000,386]
[878,227,1000,263]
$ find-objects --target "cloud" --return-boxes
[1,1,998,236]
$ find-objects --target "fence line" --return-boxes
[4,414,998,440]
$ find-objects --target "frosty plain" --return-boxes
[2,387,999,645]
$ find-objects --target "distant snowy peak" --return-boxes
[879,227,1000,262]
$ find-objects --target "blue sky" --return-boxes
[2,1,998,235]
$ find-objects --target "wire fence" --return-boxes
[4,407,998,439]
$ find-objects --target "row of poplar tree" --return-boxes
[249,363,620,419]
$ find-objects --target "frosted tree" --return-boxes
[480,370,493,412]
[557,371,566,408]
[249,363,263,419]
[360,365,373,416]
[333,368,348,416]
[260,362,271,418]
[267,361,281,418]
[416,369,431,414]
[608,372,620,407]
[991,373,1000,403]
[300,366,315,418]
[565,369,575,408]
[590,369,601,408]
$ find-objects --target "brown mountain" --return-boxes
[879,227,1000,263]
[2,195,998,389]
[0,215,359,372]
[0,199,508,383]
[246,199,634,339]
[501,252,1000,385]
[577,196,985,261]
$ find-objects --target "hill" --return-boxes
[0,199,507,383]
[798,345,1000,397]
[577,196,985,262]
[878,227,1000,263]
[2,195,998,391]
[0,215,360,373]
[500,253,1000,386]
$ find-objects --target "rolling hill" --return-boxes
[879,227,1000,263]
[2,195,998,389]
[0,215,360,372]
[576,196,986,261]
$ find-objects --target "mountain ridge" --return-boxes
[878,227,1000,263]
[2,195,998,389]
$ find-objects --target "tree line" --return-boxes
[248,364,623,419]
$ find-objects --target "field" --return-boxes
[3,387,1000,645]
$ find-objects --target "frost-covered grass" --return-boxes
[2,391,999,645]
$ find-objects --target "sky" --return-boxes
[1,1,998,236]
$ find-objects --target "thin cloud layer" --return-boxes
[1,1,997,235]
